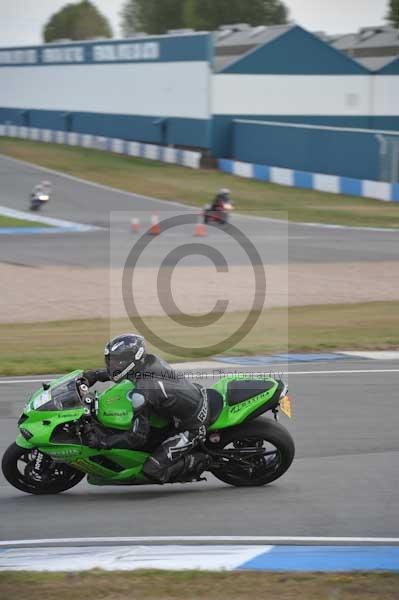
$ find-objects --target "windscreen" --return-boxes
[51,379,82,410]
[33,378,82,411]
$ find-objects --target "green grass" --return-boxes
[0,215,49,228]
[0,301,398,376]
[1,137,398,228]
[1,570,398,600]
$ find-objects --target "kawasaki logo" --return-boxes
[49,448,80,457]
[103,411,128,417]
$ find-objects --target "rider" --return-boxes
[81,333,210,484]
[211,188,232,212]
[31,184,43,198]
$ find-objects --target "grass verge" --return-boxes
[0,301,397,376]
[0,215,49,228]
[0,138,398,228]
[0,570,398,600]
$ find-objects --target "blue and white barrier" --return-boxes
[219,158,399,203]
[0,124,202,170]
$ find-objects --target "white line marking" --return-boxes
[1,536,399,547]
[0,205,100,230]
[1,368,399,385]
[2,154,397,233]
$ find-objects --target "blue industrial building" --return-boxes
[0,24,398,182]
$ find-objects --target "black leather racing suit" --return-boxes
[83,354,209,483]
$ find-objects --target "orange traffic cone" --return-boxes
[130,217,140,233]
[148,211,160,235]
[194,213,206,237]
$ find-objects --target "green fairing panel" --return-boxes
[16,434,33,449]
[97,379,168,430]
[97,380,134,430]
[208,375,279,431]
[18,410,85,447]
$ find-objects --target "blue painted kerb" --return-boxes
[239,546,399,572]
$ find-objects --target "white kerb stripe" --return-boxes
[233,161,253,178]
[163,147,177,164]
[314,173,339,194]
[127,142,141,157]
[362,180,391,201]
[270,167,294,186]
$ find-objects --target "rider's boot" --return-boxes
[170,452,211,483]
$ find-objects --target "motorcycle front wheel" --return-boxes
[1,443,85,495]
[209,418,295,487]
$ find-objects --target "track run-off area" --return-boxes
[1,358,398,542]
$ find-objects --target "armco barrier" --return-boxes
[219,158,399,203]
[0,124,202,170]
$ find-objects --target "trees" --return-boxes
[121,0,186,36]
[387,0,399,28]
[184,0,288,30]
[43,1,113,43]
[120,0,288,36]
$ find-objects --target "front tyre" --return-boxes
[1,443,85,495]
[210,418,295,487]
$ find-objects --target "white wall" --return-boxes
[372,76,399,116]
[0,62,210,119]
[212,75,373,116]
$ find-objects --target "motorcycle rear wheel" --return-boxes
[210,418,295,487]
[1,443,85,495]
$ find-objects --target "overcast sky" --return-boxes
[0,0,389,47]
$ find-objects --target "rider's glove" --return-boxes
[81,420,109,449]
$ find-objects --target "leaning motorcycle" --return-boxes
[203,201,234,225]
[30,192,50,211]
[2,371,294,494]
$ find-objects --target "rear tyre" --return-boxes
[209,418,295,487]
[1,443,85,495]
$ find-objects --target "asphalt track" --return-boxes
[1,358,398,541]
[0,154,398,268]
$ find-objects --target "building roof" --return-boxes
[215,24,366,75]
[331,25,399,58]
[215,24,293,48]
[213,23,294,71]
[212,23,399,74]
[355,55,398,71]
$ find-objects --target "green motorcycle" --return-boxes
[2,371,295,494]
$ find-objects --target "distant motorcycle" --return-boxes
[203,200,234,225]
[30,192,50,212]
[29,181,52,212]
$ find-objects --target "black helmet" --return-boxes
[104,333,146,382]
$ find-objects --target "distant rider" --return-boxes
[30,184,43,199]
[211,188,233,212]
[81,334,210,484]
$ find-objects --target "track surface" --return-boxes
[1,359,398,541]
[0,154,398,267]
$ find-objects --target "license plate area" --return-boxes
[280,395,292,418]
